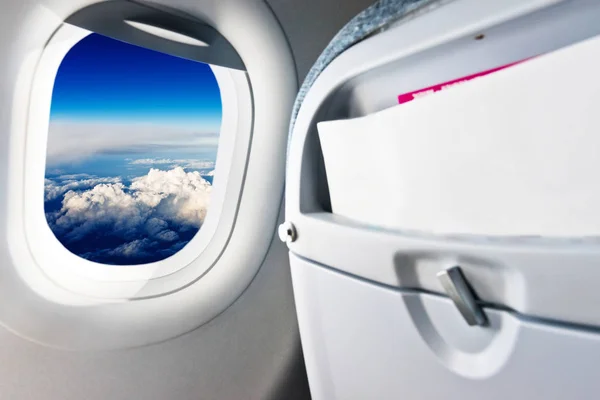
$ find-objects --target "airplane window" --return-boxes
[44,32,223,266]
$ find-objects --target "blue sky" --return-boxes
[50,33,222,126]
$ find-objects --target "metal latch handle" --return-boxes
[437,266,488,327]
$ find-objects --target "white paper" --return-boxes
[318,34,600,237]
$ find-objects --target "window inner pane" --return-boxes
[44,32,223,265]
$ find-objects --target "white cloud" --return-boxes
[45,176,122,201]
[129,158,177,165]
[184,160,216,169]
[129,158,215,170]
[111,239,154,258]
[144,217,168,236]
[131,168,212,224]
[56,173,94,180]
[155,230,179,242]
[46,121,219,164]
[46,167,212,244]
[80,238,158,261]
[44,167,216,264]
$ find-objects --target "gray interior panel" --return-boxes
[0,235,308,400]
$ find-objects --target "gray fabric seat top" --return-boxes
[287,0,441,146]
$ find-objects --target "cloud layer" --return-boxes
[129,158,215,170]
[45,176,122,201]
[45,167,212,265]
[46,121,219,164]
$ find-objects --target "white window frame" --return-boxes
[24,23,250,299]
[0,0,296,350]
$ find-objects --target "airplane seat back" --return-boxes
[284,0,600,399]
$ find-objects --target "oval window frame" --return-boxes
[23,22,252,299]
[0,0,296,350]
